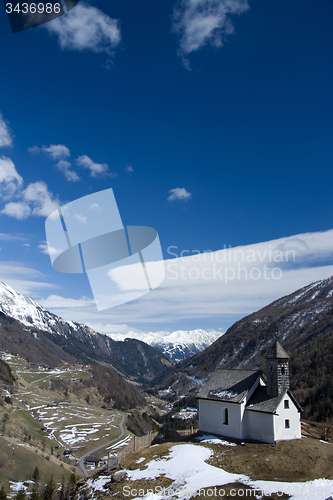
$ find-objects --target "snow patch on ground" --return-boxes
[9,481,33,492]
[118,444,333,500]
[195,435,237,446]
[87,475,112,492]
[106,435,132,450]
[59,423,105,446]
[172,408,198,420]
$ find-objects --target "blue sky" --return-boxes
[0,0,332,335]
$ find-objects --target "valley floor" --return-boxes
[0,353,133,495]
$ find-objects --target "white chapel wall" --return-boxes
[243,410,275,443]
[199,399,243,439]
[274,394,301,441]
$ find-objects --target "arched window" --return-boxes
[281,366,285,376]
[224,408,228,425]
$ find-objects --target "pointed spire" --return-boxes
[266,341,289,359]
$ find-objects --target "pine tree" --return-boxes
[68,473,77,497]
[0,486,7,500]
[43,476,56,500]
[69,473,76,487]
[33,466,40,483]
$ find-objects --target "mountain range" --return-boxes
[0,282,172,382]
[109,329,222,361]
[1,277,332,422]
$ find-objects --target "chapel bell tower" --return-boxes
[266,340,290,397]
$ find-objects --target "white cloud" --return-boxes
[1,202,31,220]
[63,169,80,182]
[1,279,57,296]
[0,233,25,241]
[28,144,70,160]
[1,156,60,219]
[28,145,79,182]
[90,202,102,211]
[0,262,57,296]
[0,261,47,279]
[38,243,62,256]
[44,3,121,55]
[76,154,113,177]
[0,113,13,148]
[39,295,95,309]
[74,213,88,224]
[56,160,80,182]
[168,187,192,201]
[172,0,249,68]
[22,181,60,217]
[14,281,57,295]
[86,323,145,336]
[107,261,153,291]
[27,229,333,335]
[0,156,23,198]
[125,164,134,174]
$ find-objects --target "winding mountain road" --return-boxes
[78,413,126,477]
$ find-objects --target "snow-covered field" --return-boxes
[88,443,333,500]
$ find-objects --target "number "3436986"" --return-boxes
[5,3,61,14]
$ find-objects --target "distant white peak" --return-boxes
[107,329,222,362]
[109,329,220,342]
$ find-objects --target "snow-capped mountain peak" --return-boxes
[108,329,222,361]
[0,282,172,381]
[0,281,84,335]
[0,282,220,363]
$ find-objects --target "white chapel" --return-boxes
[197,341,301,444]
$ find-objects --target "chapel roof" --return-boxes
[245,386,302,414]
[197,369,262,403]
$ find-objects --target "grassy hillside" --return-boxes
[49,363,146,410]
[0,312,77,366]
[0,353,145,493]
[77,437,333,500]
[0,433,78,485]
